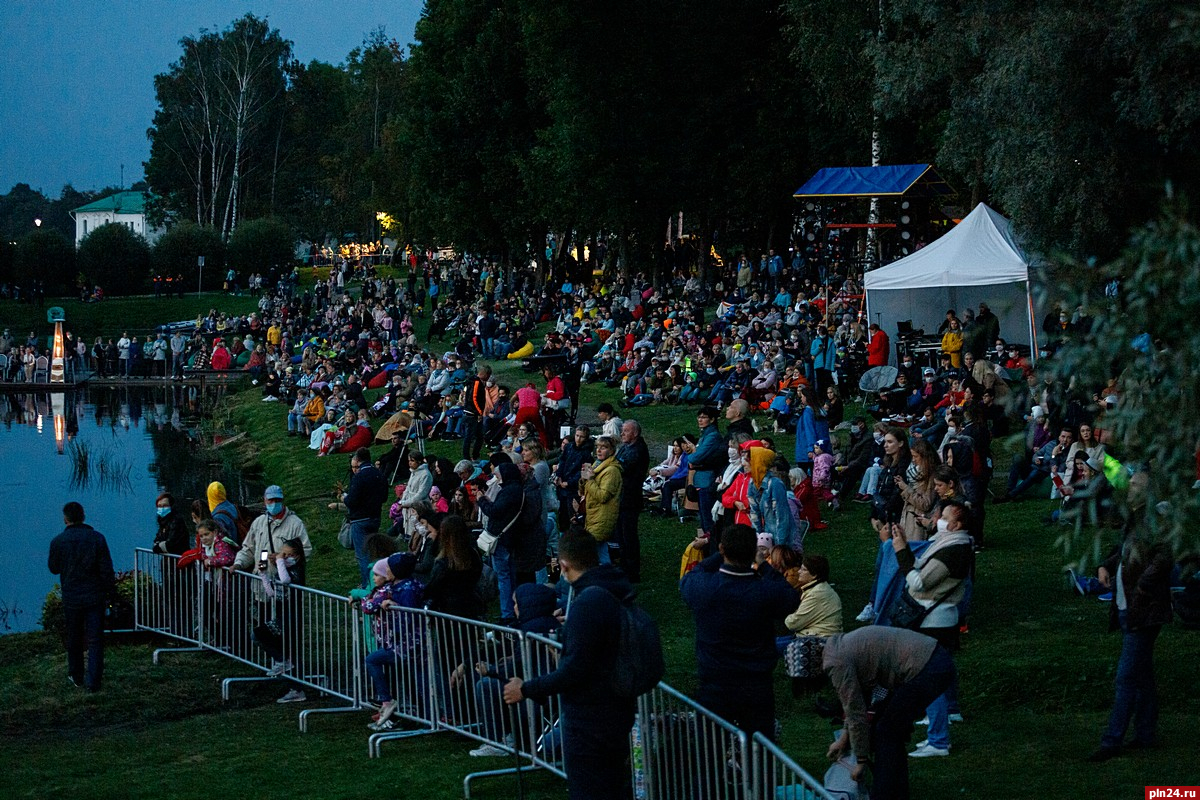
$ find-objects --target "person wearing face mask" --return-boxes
[152,492,191,556]
[234,485,313,579]
[886,500,973,758]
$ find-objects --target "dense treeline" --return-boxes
[7,1,1199,292]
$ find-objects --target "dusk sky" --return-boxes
[0,1,424,197]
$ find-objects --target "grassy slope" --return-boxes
[3,307,1199,798]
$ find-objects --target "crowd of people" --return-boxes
[40,245,1191,800]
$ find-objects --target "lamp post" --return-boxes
[34,218,42,228]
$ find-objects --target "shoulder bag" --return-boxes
[476,494,524,557]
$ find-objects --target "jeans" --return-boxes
[596,540,612,565]
[858,464,882,496]
[696,484,715,535]
[351,518,380,588]
[461,413,484,459]
[1007,462,1050,498]
[64,604,105,691]
[658,476,687,512]
[366,647,397,702]
[493,544,516,620]
[1101,611,1162,748]
[872,646,956,800]
[288,411,303,432]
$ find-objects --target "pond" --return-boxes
[0,385,261,633]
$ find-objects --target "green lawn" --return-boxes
[4,304,1199,798]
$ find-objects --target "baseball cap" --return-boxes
[264,485,285,500]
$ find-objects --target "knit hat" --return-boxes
[372,559,392,580]
[756,533,775,551]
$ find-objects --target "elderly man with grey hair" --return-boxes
[613,418,650,582]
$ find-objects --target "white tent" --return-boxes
[864,202,1037,362]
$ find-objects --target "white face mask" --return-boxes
[728,448,739,461]
[936,518,950,533]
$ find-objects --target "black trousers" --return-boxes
[561,701,636,800]
[612,503,642,583]
[696,673,776,741]
[65,604,105,691]
[872,645,956,800]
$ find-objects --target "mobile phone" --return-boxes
[259,549,269,564]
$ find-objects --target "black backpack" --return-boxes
[584,587,665,698]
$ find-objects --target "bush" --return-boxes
[226,217,295,274]
[152,221,225,286]
[77,223,152,295]
[40,571,136,635]
[15,228,75,294]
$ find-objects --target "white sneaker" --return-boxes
[909,743,950,758]
[916,716,930,725]
[276,689,306,704]
[855,603,875,623]
[915,739,928,748]
[470,744,508,757]
[266,659,293,677]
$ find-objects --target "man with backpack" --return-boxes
[503,530,662,800]
[681,522,799,740]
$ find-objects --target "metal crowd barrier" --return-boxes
[133,548,205,662]
[751,733,833,800]
[133,550,829,798]
[635,682,751,800]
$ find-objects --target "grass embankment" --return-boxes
[3,308,1199,798]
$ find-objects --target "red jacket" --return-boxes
[866,330,890,367]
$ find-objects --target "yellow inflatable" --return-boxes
[507,341,535,360]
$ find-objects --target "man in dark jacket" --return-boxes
[680,523,798,739]
[338,447,389,588]
[554,425,593,531]
[1088,511,1175,762]
[613,419,650,583]
[504,531,640,800]
[48,502,115,692]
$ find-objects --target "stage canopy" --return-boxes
[863,202,1037,361]
[793,164,955,199]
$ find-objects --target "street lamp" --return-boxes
[34,218,42,228]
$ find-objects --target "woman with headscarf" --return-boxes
[747,446,799,550]
[207,481,241,544]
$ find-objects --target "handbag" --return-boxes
[887,584,955,630]
[784,635,825,679]
[338,518,354,550]
[477,495,524,556]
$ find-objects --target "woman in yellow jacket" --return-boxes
[940,317,964,368]
[580,435,623,559]
[782,554,844,638]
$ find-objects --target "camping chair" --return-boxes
[33,356,49,382]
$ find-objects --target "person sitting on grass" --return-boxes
[776,554,843,655]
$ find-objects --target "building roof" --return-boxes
[72,191,149,215]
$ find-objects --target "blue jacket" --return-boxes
[810,334,836,372]
[689,424,725,489]
[748,475,799,549]
[48,524,115,609]
[680,554,798,683]
[793,406,829,464]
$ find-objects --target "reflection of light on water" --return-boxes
[36,414,43,433]
[52,393,65,454]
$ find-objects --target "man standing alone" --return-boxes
[613,419,650,582]
[48,502,115,692]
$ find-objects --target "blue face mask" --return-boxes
[266,501,284,516]
[156,507,171,518]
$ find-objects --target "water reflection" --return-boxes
[0,385,261,633]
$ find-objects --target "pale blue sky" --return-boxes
[0,1,423,195]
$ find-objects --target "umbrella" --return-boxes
[858,365,898,393]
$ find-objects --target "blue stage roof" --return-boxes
[793,164,955,198]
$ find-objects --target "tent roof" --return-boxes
[793,164,955,199]
[863,203,1029,290]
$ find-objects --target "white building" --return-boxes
[70,191,162,248]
